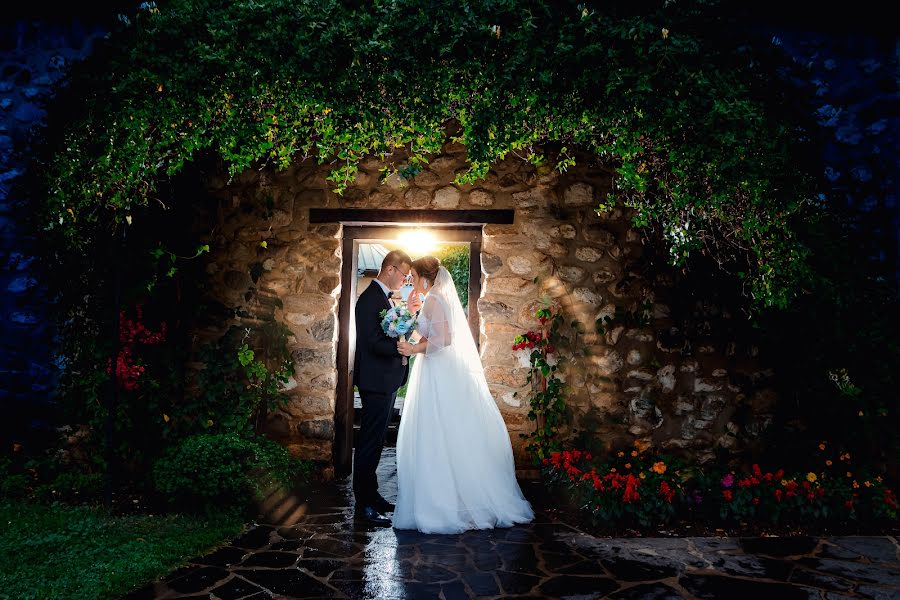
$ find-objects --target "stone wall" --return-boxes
[0,20,107,446]
[195,144,778,468]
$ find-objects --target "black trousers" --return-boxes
[352,389,395,505]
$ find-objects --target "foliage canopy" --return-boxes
[34,0,820,310]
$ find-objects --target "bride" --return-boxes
[393,256,534,534]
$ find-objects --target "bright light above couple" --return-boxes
[396,228,438,256]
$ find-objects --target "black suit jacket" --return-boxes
[353,282,410,394]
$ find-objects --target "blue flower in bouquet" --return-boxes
[380,303,417,339]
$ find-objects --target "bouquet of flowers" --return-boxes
[380,302,418,365]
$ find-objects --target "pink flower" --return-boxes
[721,473,734,489]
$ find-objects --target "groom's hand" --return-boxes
[407,293,422,313]
[397,341,414,357]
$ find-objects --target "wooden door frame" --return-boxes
[333,224,486,477]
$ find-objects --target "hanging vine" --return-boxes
[29,0,820,314]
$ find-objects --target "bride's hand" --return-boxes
[407,293,422,314]
[397,340,415,356]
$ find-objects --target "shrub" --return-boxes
[152,433,313,513]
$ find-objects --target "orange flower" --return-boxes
[617,451,625,458]
[818,443,826,451]
[806,472,817,483]
[651,461,667,475]
[639,472,646,479]
[631,450,638,457]
[852,481,860,489]
[625,463,632,469]
[825,460,833,466]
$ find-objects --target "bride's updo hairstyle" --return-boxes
[411,256,441,287]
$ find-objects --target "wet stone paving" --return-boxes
[125,449,900,599]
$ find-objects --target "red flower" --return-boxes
[723,490,733,502]
[774,489,783,503]
[659,481,675,503]
[622,474,641,504]
[106,306,167,391]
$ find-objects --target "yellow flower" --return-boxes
[163,413,170,423]
[864,481,873,488]
[651,462,667,475]
[806,472,817,483]
[877,476,883,483]
[639,472,646,479]
[825,460,833,466]
[661,27,670,40]
[780,479,788,486]
[819,443,826,451]
[846,472,853,478]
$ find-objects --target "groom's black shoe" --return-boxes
[355,504,391,527]
[373,496,395,513]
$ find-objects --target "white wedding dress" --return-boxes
[393,267,534,534]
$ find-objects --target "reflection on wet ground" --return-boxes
[124,449,900,599]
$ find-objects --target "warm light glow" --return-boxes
[396,228,438,256]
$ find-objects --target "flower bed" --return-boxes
[542,444,898,534]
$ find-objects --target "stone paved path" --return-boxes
[124,449,900,599]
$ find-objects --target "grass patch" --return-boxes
[0,500,245,600]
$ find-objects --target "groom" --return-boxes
[353,249,421,526]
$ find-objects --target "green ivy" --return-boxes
[185,325,293,437]
[32,0,819,312]
[514,305,578,461]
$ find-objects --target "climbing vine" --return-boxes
[513,306,574,461]
[31,0,820,313]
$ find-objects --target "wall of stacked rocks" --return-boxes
[195,142,778,469]
[0,20,107,446]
